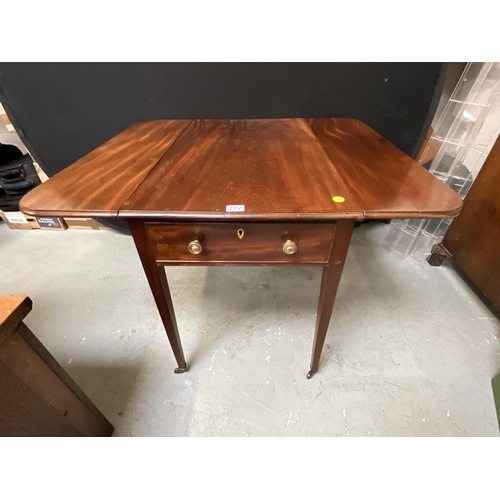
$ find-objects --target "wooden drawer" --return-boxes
[145,222,336,265]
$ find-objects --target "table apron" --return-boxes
[145,221,337,266]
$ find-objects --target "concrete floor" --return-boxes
[1,221,499,436]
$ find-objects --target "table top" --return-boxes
[0,295,32,343]
[20,118,462,221]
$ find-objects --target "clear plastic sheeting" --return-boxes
[383,62,500,264]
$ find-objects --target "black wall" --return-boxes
[0,62,444,231]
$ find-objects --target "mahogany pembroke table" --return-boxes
[20,119,463,379]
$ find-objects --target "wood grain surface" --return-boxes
[17,322,114,436]
[0,361,82,437]
[128,219,187,371]
[20,120,190,217]
[308,118,463,219]
[0,295,32,346]
[20,118,463,221]
[0,327,111,436]
[443,133,500,308]
[121,119,363,219]
[310,220,355,374]
[0,295,113,436]
[145,221,336,265]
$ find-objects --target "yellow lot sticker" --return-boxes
[332,196,345,203]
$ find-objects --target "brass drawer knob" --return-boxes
[283,240,297,255]
[188,240,202,255]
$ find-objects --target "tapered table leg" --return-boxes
[307,220,355,379]
[128,219,187,373]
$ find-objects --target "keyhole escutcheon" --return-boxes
[237,229,244,239]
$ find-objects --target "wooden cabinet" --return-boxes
[431,134,500,309]
[0,295,114,437]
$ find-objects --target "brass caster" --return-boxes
[174,366,187,374]
[306,370,316,379]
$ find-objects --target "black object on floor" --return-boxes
[0,151,41,212]
[0,142,22,166]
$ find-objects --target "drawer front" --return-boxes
[146,222,336,264]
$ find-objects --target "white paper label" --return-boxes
[6,212,28,224]
[226,205,245,212]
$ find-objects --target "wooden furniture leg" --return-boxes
[428,242,452,267]
[308,220,355,379]
[128,219,187,373]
